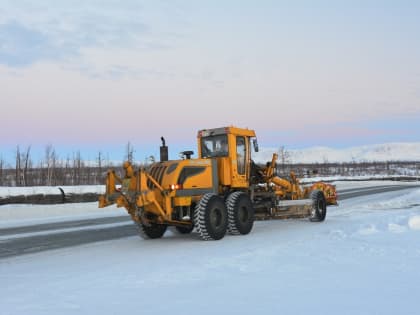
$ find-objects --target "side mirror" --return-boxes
[252,138,259,152]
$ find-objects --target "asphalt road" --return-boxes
[1,184,419,259]
[337,185,419,200]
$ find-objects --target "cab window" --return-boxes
[201,135,228,158]
[236,136,246,174]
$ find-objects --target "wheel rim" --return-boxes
[318,199,325,214]
[238,205,249,224]
[210,207,223,228]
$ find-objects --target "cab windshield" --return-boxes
[201,135,228,158]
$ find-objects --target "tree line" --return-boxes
[274,146,420,179]
[0,143,141,187]
[276,161,420,179]
[0,144,419,187]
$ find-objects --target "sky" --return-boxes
[1,0,419,164]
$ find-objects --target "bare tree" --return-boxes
[125,142,134,163]
[45,144,57,186]
[96,151,103,184]
[104,152,112,168]
[0,156,3,186]
[15,145,22,186]
[64,155,71,185]
[278,146,290,175]
[22,146,31,186]
[73,151,83,185]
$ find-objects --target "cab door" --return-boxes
[231,135,250,188]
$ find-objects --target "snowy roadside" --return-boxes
[0,185,105,197]
[0,202,126,229]
[0,185,117,229]
[299,174,420,184]
[332,180,419,190]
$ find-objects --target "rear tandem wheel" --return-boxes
[226,191,255,235]
[194,193,228,240]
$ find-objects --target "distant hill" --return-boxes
[253,143,420,164]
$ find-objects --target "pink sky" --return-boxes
[1,1,419,162]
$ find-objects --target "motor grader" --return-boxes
[99,126,337,240]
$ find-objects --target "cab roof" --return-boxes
[198,126,256,138]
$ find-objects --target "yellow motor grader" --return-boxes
[99,126,337,240]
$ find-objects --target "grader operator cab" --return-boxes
[99,126,337,241]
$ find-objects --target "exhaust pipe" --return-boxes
[160,137,168,162]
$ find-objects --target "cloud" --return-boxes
[0,21,57,66]
[0,1,173,69]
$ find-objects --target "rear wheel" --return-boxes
[309,190,327,222]
[194,193,228,240]
[136,222,167,239]
[226,191,254,235]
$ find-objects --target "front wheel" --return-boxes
[309,190,327,222]
[136,222,167,239]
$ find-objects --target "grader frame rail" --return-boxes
[99,126,337,240]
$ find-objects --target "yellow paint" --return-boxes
[174,196,191,206]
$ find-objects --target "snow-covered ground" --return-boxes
[0,202,124,229]
[299,175,420,184]
[0,185,116,229]
[1,183,420,314]
[254,142,420,163]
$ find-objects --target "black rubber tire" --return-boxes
[136,222,167,239]
[226,191,254,235]
[175,225,194,234]
[194,193,228,240]
[309,189,327,222]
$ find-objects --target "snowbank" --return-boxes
[0,185,105,197]
[300,175,420,184]
[0,203,125,228]
[361,187,420,211]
